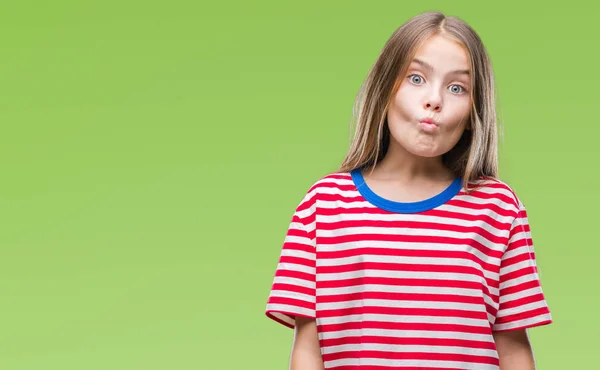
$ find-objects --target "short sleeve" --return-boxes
[493,199,553,332]
[265,189,317,329]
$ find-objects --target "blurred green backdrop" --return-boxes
[0,1,595,369]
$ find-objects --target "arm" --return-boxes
[289,316,324,370]
[493,329,536,370]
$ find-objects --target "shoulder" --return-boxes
[306,171,354,194]
[294,171,354,209]
[464,175,523,213]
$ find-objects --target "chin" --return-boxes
[412,150,444,158]
[404,144,446,158]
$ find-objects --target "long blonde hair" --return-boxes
[338,11,500,192]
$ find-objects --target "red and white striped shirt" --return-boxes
[265,170,552,370]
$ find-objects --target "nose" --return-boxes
[425,101,441,112]
[424,92,442,112]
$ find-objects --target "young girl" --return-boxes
[265,11,552,370]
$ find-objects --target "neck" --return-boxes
[367,140,454,183]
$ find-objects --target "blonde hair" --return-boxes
[338,11,500,192]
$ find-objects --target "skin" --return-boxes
[364,33,473,202]
[388,34,473,161]
[289,34,536,370]
[289,316,324,370]
[493,329,537,369]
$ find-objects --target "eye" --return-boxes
[408,74,424,85]
[449,84,466,94]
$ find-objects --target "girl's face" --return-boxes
[387,34,472,158]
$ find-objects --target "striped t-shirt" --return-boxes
[265,169,552,370]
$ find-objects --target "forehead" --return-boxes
[411,34,470,70]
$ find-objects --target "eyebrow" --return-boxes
[411,58,470,76]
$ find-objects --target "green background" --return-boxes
[0,1,595,369]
